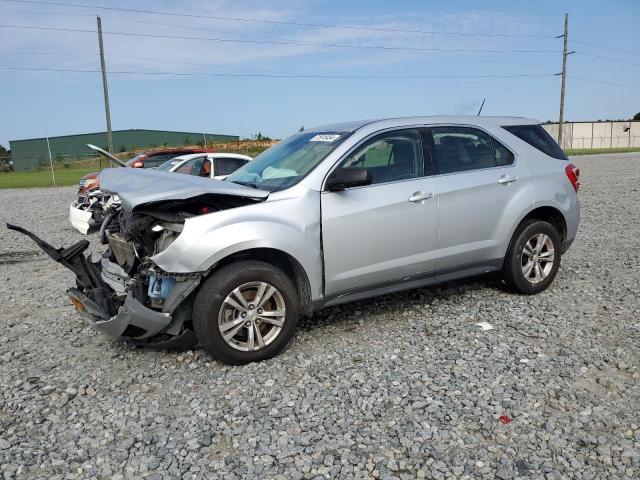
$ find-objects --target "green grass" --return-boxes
[0,167,98,189]
[566,147,640,156]
[0,143,275,189]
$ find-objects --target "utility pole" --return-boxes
[97,16,113,154]
[556,14,574,148]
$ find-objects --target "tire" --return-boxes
[193,260,299,365]
[501,219,562,294]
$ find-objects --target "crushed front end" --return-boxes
[9,167,268,349]
[7,211,201,348]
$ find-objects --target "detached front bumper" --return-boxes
[69,204,93,235]
[68,288,172,339]
[66,287,198,349]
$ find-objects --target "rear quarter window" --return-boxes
[503,125,568,160]
[215,157,249,176]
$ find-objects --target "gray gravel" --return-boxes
[1,153,639,479]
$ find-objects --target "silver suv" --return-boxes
[9,116,580,365]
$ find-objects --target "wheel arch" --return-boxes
[514,205,568,252]
[210,247,314,318]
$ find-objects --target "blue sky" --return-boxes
[1,0,639,147]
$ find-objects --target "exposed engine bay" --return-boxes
[8,167,269,349]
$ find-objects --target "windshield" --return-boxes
[226,131,350,191]
[156,158,185,171]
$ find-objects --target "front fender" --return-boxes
[151,188,323,299]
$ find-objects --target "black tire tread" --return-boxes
[501,219,562,294]
[192,260,299,365]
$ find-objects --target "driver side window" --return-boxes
[339,129,423,185]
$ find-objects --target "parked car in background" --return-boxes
[76,147,215,198]
[156,153,252,179]
[12,116,579,366]
[126,147,214,169]
[69,146,251,234]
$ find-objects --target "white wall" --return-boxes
[542,121,640,149]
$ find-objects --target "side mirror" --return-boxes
[325,167,372,191]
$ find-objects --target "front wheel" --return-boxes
[193,260,299,365]
[501,219,562,294]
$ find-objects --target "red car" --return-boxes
[78,147,214,195]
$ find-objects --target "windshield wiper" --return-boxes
[231,180,259,189]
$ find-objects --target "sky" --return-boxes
[0,0,639,147]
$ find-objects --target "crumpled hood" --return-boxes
[99,167,269,211]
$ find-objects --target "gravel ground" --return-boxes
[0,153,639,480]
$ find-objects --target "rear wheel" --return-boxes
[193,260,299,365]
[501,219,562,294]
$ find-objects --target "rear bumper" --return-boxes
[564,197,580,253]
[69,204,93,235]
[68,288,172,340]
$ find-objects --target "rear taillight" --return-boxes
[565,163,580,192]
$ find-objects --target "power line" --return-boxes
[0,65,560,94]
[0,9,276,39]
[0,52,310,77]
[0,69,623,93]
[0,0,556,38]
[0,51,557,79]
[0,24,559,54]
[0,54,559,93]
[574,51,640,67]
[568,76,640,90]
[572,39,640,58]
[0,66,557,79]
[0,51,96,56]
[106,54,329,77]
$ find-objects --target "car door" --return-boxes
[321,128,439,296]
[429,125,531,272]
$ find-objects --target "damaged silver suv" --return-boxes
[9,116,580,365]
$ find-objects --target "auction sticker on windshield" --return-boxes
[309,134,341,142]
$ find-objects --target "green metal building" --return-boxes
[9,129,239,171]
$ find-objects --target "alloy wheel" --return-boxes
[217,281,286,351]
[521,233,555,284]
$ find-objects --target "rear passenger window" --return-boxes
[339,129,423,185]
[503,124,568,160]
[431,127,513,174]
[492,139,515,166]
[215,157,248,176]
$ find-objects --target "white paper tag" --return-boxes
[309,134,340,143]
[475,322,495,331]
